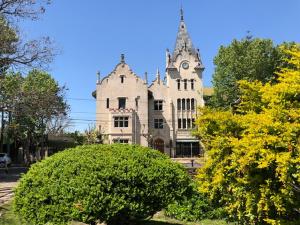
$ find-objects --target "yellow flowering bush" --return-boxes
[195,45,300,225]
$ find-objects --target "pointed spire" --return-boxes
[156,68,160,84]
[172,7,197,59]
[180,5,184,21]
[144,72,148,84]
[96,71,101,84]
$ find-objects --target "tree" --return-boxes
[195,45,300,224]
[0,0,54,72]
[0,0,51,20]
[210,37,294,108]
[0,70,68,162]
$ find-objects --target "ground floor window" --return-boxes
[175,141,201,158]
[113,139,129,144]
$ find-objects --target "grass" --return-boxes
[0,202,30,225]
[0,202,234,225]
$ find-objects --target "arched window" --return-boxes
[184,79,187,90]
[191,98,195,110]
[182,99,186,110]
[187,98,190,110]
[120,75,125,83]
[177,79,181,90]
[191,79,194,90]
[177,99,181,110]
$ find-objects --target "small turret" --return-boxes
[144,72,148,84]
[97,71,101,84]
[156,68,160,84]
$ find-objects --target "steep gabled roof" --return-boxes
[172,8,197,60]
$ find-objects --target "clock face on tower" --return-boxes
[182,62,189,69]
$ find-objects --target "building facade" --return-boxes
[94,10,206,158]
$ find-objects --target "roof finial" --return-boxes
[180,5,184,21]
[120,54,125,63]
[144,72,148,84]
[97,71,100,84]
[156,68,160,84]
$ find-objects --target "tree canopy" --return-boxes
[0,70,68,162]
[210,37,294,108]
[195,45,300,224]
[0,0,54,72]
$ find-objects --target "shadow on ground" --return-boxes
[143,221,181,225]
[0,167,27,183]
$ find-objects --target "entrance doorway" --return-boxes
[153,138,164,153]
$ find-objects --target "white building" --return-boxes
[94,9,208,158]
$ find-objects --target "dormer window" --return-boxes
[120,75,125,83]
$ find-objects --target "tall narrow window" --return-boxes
[106,98,109,109]
[182,99,186,110]
[191,79,194,90]
[177,79,181,90]
[154,119,164,129]
[187,118,191,128]
[184,79,187,90]
[191,98,195,110]
[177,99,181,110]
[178,118,182,129]
[187,99,190,110]
[154,100,163,110]
[192,118,195,128]
[120,75,125,83]
[118,97,126,109]
[182,118,187,129]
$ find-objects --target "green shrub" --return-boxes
[165,184,226,222]
[14,144,192,225]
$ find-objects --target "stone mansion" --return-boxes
[93,10,211,158]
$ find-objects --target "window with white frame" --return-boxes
[154,100,163,111]
[113,139,129,143]
[114,116,129,127]
[154,119,164,129]
[118,97,126,109]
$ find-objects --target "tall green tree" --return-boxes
[195,45,300,224]
[0,70,68,162]
[211,37,293,108]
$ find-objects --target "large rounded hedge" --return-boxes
[14,144,192,225]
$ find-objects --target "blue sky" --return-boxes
[21,0,300,131]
